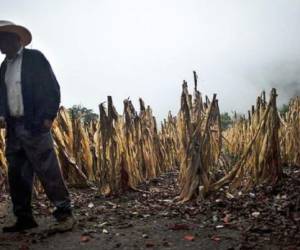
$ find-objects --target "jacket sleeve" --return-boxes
[35,51,61,121]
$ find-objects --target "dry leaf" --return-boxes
[211,235,221,241]
[183,235,195,241]
[80,235,90,243]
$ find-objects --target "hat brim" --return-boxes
[0,24,32,46]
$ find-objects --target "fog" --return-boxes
[1,0,300,119]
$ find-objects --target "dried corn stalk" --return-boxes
[280,97,300,167]
[138,99,162,180]
[96,96,169,195]
[123,99,144,187]
[213,89,282,191]
[0,129,7,191]
[159,112,180,171]
[178,72,222,201]
[97,96,123,195]
[52,107,90,186]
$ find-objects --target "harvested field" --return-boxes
[0,73,299,249]
[0,166,299,249]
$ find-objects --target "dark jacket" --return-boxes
[0,48,60,134]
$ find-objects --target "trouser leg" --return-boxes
[6,141,34,220]
[21,131,71,214]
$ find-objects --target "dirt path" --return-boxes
[0,169,299,250]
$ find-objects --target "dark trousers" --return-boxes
[5,120,71,220]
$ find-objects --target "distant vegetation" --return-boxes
[68,105,99,124]
[220,112,233,130]
[279,104,289,116]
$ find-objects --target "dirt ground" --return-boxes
[0,168,299,250]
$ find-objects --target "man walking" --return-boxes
[0,20,74,232]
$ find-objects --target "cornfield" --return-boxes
[0,73,299,201]
[213,89,282,191]
[51,96,177,195]
[177,73,222,201]
[280,97,300,167]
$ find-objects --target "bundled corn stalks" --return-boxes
[280,97,300,167]
[159,112,180,171]
[96,96,124,195]
[0,129,7,191]
[139,99,165,179]
[178,72,222,201]
[122,98,144,187]
[95,96,170,195]
[52,107,93,186]
[0,72,298,200]
[224,93,267,159]
[0,93,180,196]
[223,116,249,158]
[213,89,282,191]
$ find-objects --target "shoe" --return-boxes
[2,218,38,233]
[53,208,72,222]
[47,215,76,234]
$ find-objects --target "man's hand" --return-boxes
[0,117,6,129]
[43,119,53,130]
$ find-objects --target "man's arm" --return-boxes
[0,116,5,129]
[34,51,61,124]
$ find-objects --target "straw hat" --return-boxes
[0,20,32,46]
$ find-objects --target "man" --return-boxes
[0,20,74,233]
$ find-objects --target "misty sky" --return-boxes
[1,0,300,119]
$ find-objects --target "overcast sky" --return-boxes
[1,0,300,119]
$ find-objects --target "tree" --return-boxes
[279,104,289,116]
[220,112,232,130]
[68,105,99,124]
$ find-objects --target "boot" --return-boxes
[48,215,76,233]
[2,217,38,233]
[47,208,76,234]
